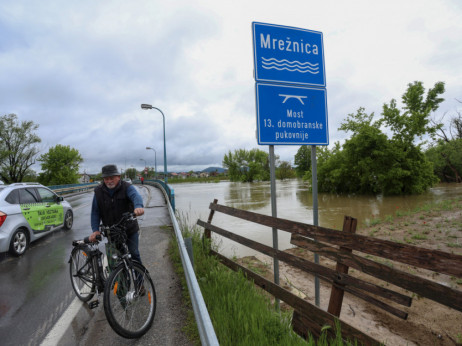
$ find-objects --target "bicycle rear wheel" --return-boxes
[69,246,95,302]
[103,261,156,338]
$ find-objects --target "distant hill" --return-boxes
[202,166,226,173]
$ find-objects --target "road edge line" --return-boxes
[40,297,88,346]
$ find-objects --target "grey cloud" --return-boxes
[3,1,462,175]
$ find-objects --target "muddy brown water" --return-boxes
[171,180,462,257]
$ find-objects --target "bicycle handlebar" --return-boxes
[75,234,102,245]
[98,212,137,242]
[72,213,136,246]
[100,212,137,233]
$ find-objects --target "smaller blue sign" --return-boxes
[253,22,325,87]
[256,83,328,145]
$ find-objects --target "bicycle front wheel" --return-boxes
[69,246,95,302]
[103,261,156,338]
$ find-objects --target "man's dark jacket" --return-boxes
[94,180,139,235]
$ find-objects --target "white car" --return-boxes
[0,183,74,256]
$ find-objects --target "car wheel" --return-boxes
[9,229,29,256]
[63,210,73,230]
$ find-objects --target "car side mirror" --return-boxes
[56,196,64,202]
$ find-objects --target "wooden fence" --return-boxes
[197,199,462,345]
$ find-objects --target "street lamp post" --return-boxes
[146,147,157,179]
[141,104,168,183]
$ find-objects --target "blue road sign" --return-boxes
[252,22,325,87]
[255,83,328,145]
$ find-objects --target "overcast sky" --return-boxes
[1,0,461,174]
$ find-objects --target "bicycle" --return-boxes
[69,212,156,338]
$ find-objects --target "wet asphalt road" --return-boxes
[0,191,94,346]
[0,185,190,346]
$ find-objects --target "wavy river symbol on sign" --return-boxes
[261,57,319,74]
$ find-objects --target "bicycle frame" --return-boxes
[106,240,140,296]
[89,246,106,293]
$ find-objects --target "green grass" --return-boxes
[364,217,381,227]
[411,233,428,240]
[395,209,411,217]
[169,212,356,345]
[384,214,394,223]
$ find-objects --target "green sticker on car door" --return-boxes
[21,203,64,232]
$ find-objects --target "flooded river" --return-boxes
[171,180,462,258]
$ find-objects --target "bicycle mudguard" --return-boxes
[68,244,89,263]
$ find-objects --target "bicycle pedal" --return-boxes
[88,300,99,309]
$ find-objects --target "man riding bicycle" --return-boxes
[89,164,144,264]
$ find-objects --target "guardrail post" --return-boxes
[170,188,175,211]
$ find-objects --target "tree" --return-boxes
[22,169,38,182]
[451,113,462,139]
[0,114,41,183]
[426,139,462,183]
[276,161,296,180]
[313,82,444,195]
[380,81,445,145]
[223,148,270,182]
[37,145,83,185]
[125,168,138,180]
[145,167,156,178]
[294,146,311,178]
[315,142,349,193]
[426,101,462,183]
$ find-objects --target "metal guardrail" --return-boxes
[133,179,175,210]
[151,181,219,346]
[48,182,98,195]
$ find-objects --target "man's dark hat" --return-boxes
[101,164,121,177]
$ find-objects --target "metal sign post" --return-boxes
[252,22,328,308]
[269,145,280,309]
[311,145,320,306]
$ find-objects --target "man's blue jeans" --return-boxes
[126,231,142,264]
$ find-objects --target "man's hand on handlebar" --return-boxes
[89,231,101,242]
[134,208,144,216]
[88,211,142,242]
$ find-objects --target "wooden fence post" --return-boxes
[203,199,218,251]
[327,215,357,316]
